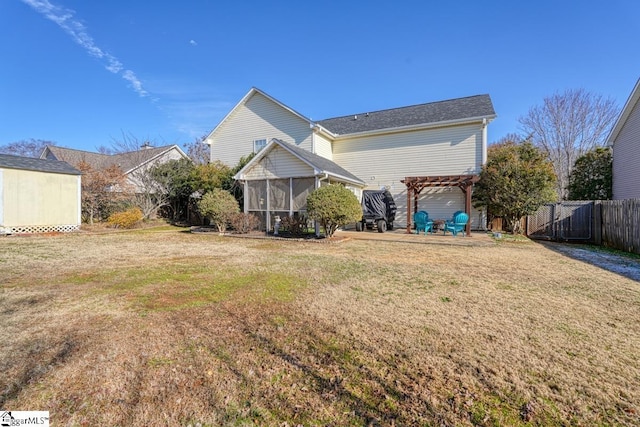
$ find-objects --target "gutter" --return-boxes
[319,171,365,187]
[316,172,329,185]
[331,114,497,141]
[310,123,337,140]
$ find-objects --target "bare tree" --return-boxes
[184,135,210,165]
[96,145,114,154]
[109,132,181,219]
[128,162,174,219]
[492,132,525,146]
[0,138,56,158]
[77,161,131,224]
[109,130,158,154]
[519,89,619,199]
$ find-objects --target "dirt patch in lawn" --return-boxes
[0,228,638,426]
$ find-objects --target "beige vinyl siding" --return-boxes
[417,188,484,229]
[127,148,187,192]
[334,123,484,228]
[208,92,313,166]
[244,145,314,179]
[1,169,80,227]
[313,132,333,160]
[613,97,640,199]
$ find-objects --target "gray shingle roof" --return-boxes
[317,94,495,135]
[273,139,365,185]
[43,145,179,173]
[0,154,81,175]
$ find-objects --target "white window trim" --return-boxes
[253,138,267,153]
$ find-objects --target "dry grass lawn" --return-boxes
[1,227,639,426]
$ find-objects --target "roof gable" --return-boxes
[205,87,316,142]
[0,154,81,175]
[41,145,188,173]
[235,139,364,185]
[317,94,496,136]
[608,77,640,145]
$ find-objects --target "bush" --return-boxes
[107,207,144,229]
[229,212,260,234]
[473,140,556,234]
[280,215,310,236]
[306,184,362,237]
[196,188,239,233]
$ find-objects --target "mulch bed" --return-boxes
[191,227,350,243]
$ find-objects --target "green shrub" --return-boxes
[107,207,144,229]
[197,188,239,233]
[306,184,362,237]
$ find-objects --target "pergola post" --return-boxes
[402,175,479,236]
[405,187,412,233]
[463,184,472,236]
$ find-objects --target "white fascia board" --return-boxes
[323,171,366,186]
[275,141,365,185]
[205,87,316,144]
[124,146,189,175]
[310,123,337,140]
[204,88,257,144]
[253,88,314,125]
[234,139,364,186]
[39,146,52,159]
[232,139,279,180]
[276,140,316,165]
[607,77,640,145]
[332,114,497,141]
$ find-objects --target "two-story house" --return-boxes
[205,88,496,234]
[608,78,640,200]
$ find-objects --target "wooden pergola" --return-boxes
[401,174,480,236]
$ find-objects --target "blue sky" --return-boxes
[1,0,639,154]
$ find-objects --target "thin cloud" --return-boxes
[122,70,148,97]
[189,39,197,46]
[21,0,147,97]
[147,79,232,139]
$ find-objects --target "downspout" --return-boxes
[243,180,248,213]
[314,173,330,236]
[266,179,271,233]
[480,118,488,231]
[481,118,488,165]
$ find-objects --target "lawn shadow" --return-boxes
[198,307,441,425]
[534,240,640,282]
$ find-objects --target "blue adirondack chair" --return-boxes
[443,211,469,236]
[414,210,433,235]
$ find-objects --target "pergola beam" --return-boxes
[401,174,480,236]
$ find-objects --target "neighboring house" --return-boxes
[40,144,189,192]
[205,87,496,233]
[0,154,81,234]
[608,78,640,200]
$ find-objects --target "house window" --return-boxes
[254,138,267,153]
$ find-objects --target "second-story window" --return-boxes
[254,138,267,153]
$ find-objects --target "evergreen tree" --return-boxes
[568,147,612,200]
[473,140,557,233]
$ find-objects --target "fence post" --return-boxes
[593,200,602,245]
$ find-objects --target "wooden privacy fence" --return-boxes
[526,199,640,255]
[600,199,640,254]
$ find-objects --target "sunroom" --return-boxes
[233,139,365,232]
